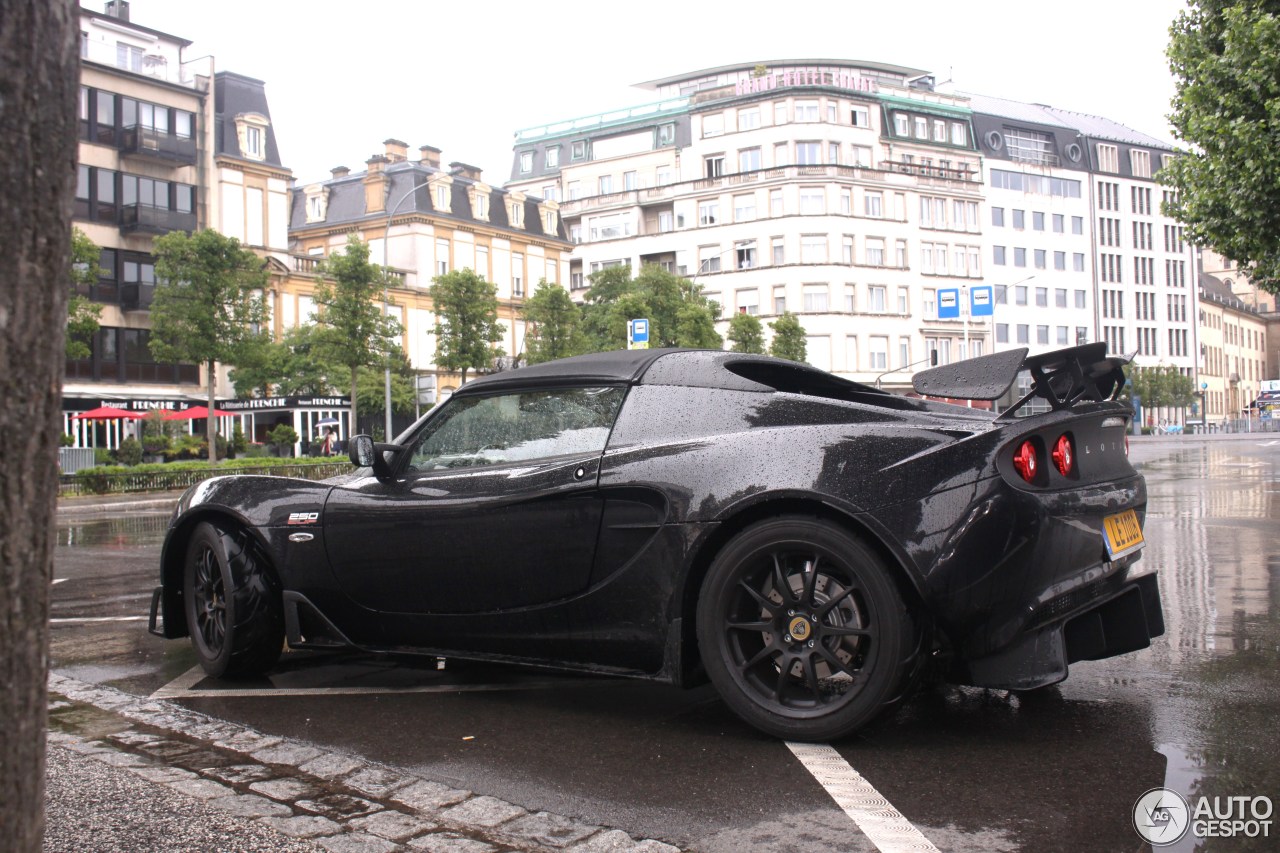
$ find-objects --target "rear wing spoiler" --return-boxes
[912,343,1131,414]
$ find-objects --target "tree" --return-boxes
[1164,1,1280,292]
[522,279,587,364]
[430,268,505,384]
[66,227,102,359]
[1,2,77,848]
[727,312,766,354]
[229,323,341,398]
[150,229,270,463]
[580,263,723,351]
[354,347,417,429]
[311,236,402,433]
[769,312,808,362]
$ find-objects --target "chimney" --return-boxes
[449,161,482,182]
[105,0,130,21]
[419,145,441,169]
[383,138,409,163]
[363,156,389,213]
[330,166,350,179]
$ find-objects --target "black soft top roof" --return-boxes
[454,348,894,400]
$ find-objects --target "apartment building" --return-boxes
[1197,273,1269,423]
[288,140,572,404]
[508,60,987,389]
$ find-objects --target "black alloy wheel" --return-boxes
[182,521,284,678]
[698,516,914,741]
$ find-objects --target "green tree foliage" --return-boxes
[354,346,416,418]
[726,312,766,354]
[768,312,808,362]
[66,227,102,359]
[1164,1,1280,292]
[1129,364,1196,421]
[521,279,588,364]
[430,268,505,383]
[580,263,723,351]
[311,236,402,431]
[229,323,342,398]
[150,229,269,463]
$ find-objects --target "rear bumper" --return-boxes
[954,572,1164,690]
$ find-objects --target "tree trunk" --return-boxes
[0,2,79,850]
[350,365,359,439]
[207,358,217,464]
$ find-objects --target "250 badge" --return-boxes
[286,512,319,525]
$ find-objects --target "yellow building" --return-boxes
[1197,272,1269,427]
[286,140,573,402]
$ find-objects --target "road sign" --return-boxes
[628,318,649,350]
[937,288,960,319]
[970,285,993,317]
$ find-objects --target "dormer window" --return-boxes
[234,112,270,162]
[436,185,449,210]
[303,184,329,223]
[510,202,524,227]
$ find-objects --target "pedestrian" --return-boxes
[321,426,334,456]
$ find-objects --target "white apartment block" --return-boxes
[509,61,987,391]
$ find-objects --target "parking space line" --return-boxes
[51,615,148,623]
[787,742,939,853]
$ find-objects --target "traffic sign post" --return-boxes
[628,318,650,350]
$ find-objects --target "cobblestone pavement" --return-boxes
[47,673,682,853]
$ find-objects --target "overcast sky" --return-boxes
[123,0,1190,187]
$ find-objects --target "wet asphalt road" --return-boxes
[50,437,1280,852]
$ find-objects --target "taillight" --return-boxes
[1013,440,1038,483]
[1051,434,1075,476]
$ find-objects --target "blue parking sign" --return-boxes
[937,289,960,319]
[628,319,649,350]
[970,285,993,317]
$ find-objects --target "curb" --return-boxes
[48,673,682,853]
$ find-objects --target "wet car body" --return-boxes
[151,344,1163,739]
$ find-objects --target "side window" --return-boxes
[407,387,625,471]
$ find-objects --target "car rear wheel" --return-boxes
[697,516,916,741]
[183,521,283,678]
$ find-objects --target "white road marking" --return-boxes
[1261,440,1279,447]
[149,664,621,700]
[52,578,69,585]
[50,615,148,623]
[787,742,940,853]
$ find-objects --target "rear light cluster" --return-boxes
[1012,432,1077,484]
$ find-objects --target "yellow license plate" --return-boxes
[1103,509,1145,558]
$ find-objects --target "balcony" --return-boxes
[120,282,154,312]
[119,204,196,236]
[119,126,197,166]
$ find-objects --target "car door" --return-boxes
[323,385,626,615]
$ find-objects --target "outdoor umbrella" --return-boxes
[162,405,235,420]
[70,406,145,420]
[314,417,340,427]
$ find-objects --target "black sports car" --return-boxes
[150,344,1162,741]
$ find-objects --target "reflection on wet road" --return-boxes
[50,440,1280,852]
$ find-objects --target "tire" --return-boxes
[697,516,918,741]
[183,520,283,678]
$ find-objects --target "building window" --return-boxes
[698,200,719,226]
[1003,128,1058,165]
[512,253,524,297]
[1097,143,1119,173]
[520,151,533,173]
[739,147,761,172]
[1054,251,1066,270]
[658,210,674,233]
[865,192,883,218]
[1052,213,1064,233]
[796,141,820,165]
[541,185,558,202]
[657,124,675,146]
[705,156,724,179]
[436,238,449,276]
[1034,249,1047,269]
[801,235,827,263]
[736,243,757,269]
[802,284,828,312]
[842,235,854,264]
[116,42,143,72]
[774,285,787,314]
[1014,247,1027,268]
[1072,216,1084,234]
[572,141,586,160]
[795,100,819,122]
[893,113,909,136]
[702,113,724,137]
[738,107,761,130]
[734,194,756,222]
[851,105,870,127]
[800,187,824,215]
[869,336,888,370]
[770,188,784,217]
[991,207,1005,227]
[699,247,721,274]
[510,201,524,227]
[545,146,559,168]
[950,122,968,146]
[737,288,759,315]
[913,116,928,139]
[598,175,613,195]
[623,170,637,191]
[850,145,872,167]
[865,238,885,266]
[772,237,785,265]
[1130,149,1152,178]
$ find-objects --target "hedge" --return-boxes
[63,457,355,496]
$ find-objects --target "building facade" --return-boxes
[508,61,988,390]
[286,139,572,404]
[1197,273,1269,425]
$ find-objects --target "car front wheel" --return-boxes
[697,516,916,741]
[183,520,283,678]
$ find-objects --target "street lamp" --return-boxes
[381,170,455,440]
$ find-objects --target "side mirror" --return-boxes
[349,434,403,480]
[349,434,376,468]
